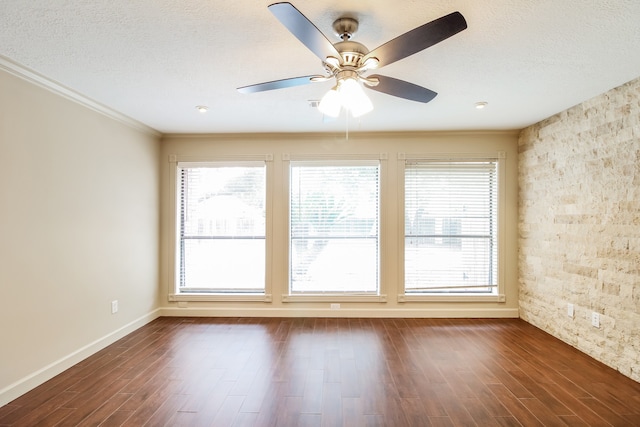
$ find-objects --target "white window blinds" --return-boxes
[404,159,498,293]
[290,161,379,293]
[178,163,266,293]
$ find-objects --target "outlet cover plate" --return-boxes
[591,312,600,328]
[568,303,574,318]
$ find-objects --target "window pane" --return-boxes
[181,239,264,291]
[404,160,497,294]
[178,164,266,293]
[291,238,377,292]
[290,163,379,293]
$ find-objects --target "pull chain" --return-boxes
[345,111,349,140]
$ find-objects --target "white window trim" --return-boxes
[281,294,387,303]
[396,151,507,303]
[167,154,273,302]
[282,152,388,302]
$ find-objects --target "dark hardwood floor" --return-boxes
[2,317,639,426]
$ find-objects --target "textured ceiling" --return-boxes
[1,0,639,134]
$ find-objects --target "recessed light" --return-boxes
[195,105,209,113]
[475,102,488,109]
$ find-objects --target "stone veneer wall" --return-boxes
[519,77,640,382]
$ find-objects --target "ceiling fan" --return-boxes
[237,2,467,118]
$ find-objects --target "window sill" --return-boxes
[168,293,272,302]
[398,294,506,303]
[282,294,387,303]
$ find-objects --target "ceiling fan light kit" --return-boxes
[318,72,374,118]
[237,2,467,119]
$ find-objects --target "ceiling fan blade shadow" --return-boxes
[363,11,467,68]
[269,2,341,62]
[366,75,437,103]
[237,75,318,93]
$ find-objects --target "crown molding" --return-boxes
[0,54,161,138]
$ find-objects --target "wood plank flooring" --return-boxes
[2,317,639,426]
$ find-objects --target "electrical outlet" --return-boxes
[591,311,600,328]
[567,303,574,318]
[330,303,340,310]
[111,300,118,314]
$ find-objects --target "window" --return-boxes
[176,162,266,294]
[403,158,499,296]
[289,161,379,294]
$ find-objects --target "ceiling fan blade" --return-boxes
[366,75,437,103]
[237,75,317,94]
[363,11,467,68]
[268,2,341,61]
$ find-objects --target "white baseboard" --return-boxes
[0,309,161,407]
[159,306,519,318]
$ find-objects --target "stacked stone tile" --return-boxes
[519,77,640,382]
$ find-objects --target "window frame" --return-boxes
[397,152,506,303]
[281,153,388,303]
[167,154,273,302]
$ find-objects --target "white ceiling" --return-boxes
[1,0,639,134]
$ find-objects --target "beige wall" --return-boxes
[0,69,161,404]
[519,77,640,382]
[160,132,520,318]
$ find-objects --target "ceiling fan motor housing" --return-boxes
[334,40,369,67]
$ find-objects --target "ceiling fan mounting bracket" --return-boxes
[332,17,358,40]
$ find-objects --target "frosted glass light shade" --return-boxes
[339,78,373,118]
[318,87,341,117]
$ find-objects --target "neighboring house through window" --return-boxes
[176,161,267,295]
